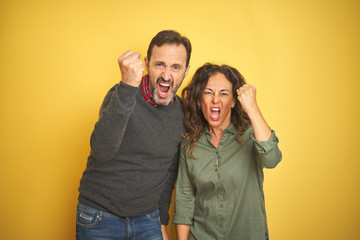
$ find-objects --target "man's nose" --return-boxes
[161,67,172,80]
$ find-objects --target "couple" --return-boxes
[77,30,282,240]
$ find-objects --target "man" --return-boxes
[76,30,191,240]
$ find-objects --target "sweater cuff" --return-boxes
[117,81,139,106]
[159,206,170,225]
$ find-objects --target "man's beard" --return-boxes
[151,77,179,105]
[153,89,174,105]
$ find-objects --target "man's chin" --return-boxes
[154,93,173,106]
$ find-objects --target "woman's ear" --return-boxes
[231,100,236,108]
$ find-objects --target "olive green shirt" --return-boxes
[173,124,282,240]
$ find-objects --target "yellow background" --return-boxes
[1,0,359,239]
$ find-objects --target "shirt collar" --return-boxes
[205,123,237,135]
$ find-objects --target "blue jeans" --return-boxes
[76,203,163,240]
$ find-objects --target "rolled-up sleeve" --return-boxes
[252,130,282,169]
[173,140,195,225]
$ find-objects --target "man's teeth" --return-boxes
[160,83,170,87]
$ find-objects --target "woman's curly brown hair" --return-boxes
[182,63,251,158]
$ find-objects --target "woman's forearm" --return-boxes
[246,106,271,141]
[236,84,271,141]
[176,224,190,240]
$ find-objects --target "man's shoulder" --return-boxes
[175,95,183,105]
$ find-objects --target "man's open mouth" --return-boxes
[159,82,170,97]
[157,78,173,98]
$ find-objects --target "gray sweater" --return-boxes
[78,81,185,225]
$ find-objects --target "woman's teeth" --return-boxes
[210,107,220,120]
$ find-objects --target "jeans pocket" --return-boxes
[76,204,101,228]
[145,209,160,223]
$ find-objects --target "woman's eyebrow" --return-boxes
[204,88,230,92]
[204,88,214,92]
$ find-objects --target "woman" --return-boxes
[173,63,282,240]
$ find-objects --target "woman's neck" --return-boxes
[209,127,224,138]
[209,124,229,148]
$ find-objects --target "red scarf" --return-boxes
[140,74,174,106]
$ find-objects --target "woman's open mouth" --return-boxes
[210,107,221,121]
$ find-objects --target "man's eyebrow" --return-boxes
[153,61,183,68]
[154,61,165,64]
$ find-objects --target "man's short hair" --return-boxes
[147,30,192,67]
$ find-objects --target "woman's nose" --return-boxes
[212,94,220,103]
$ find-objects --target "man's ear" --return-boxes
[184,65,191,78]
[144,57,149,72]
